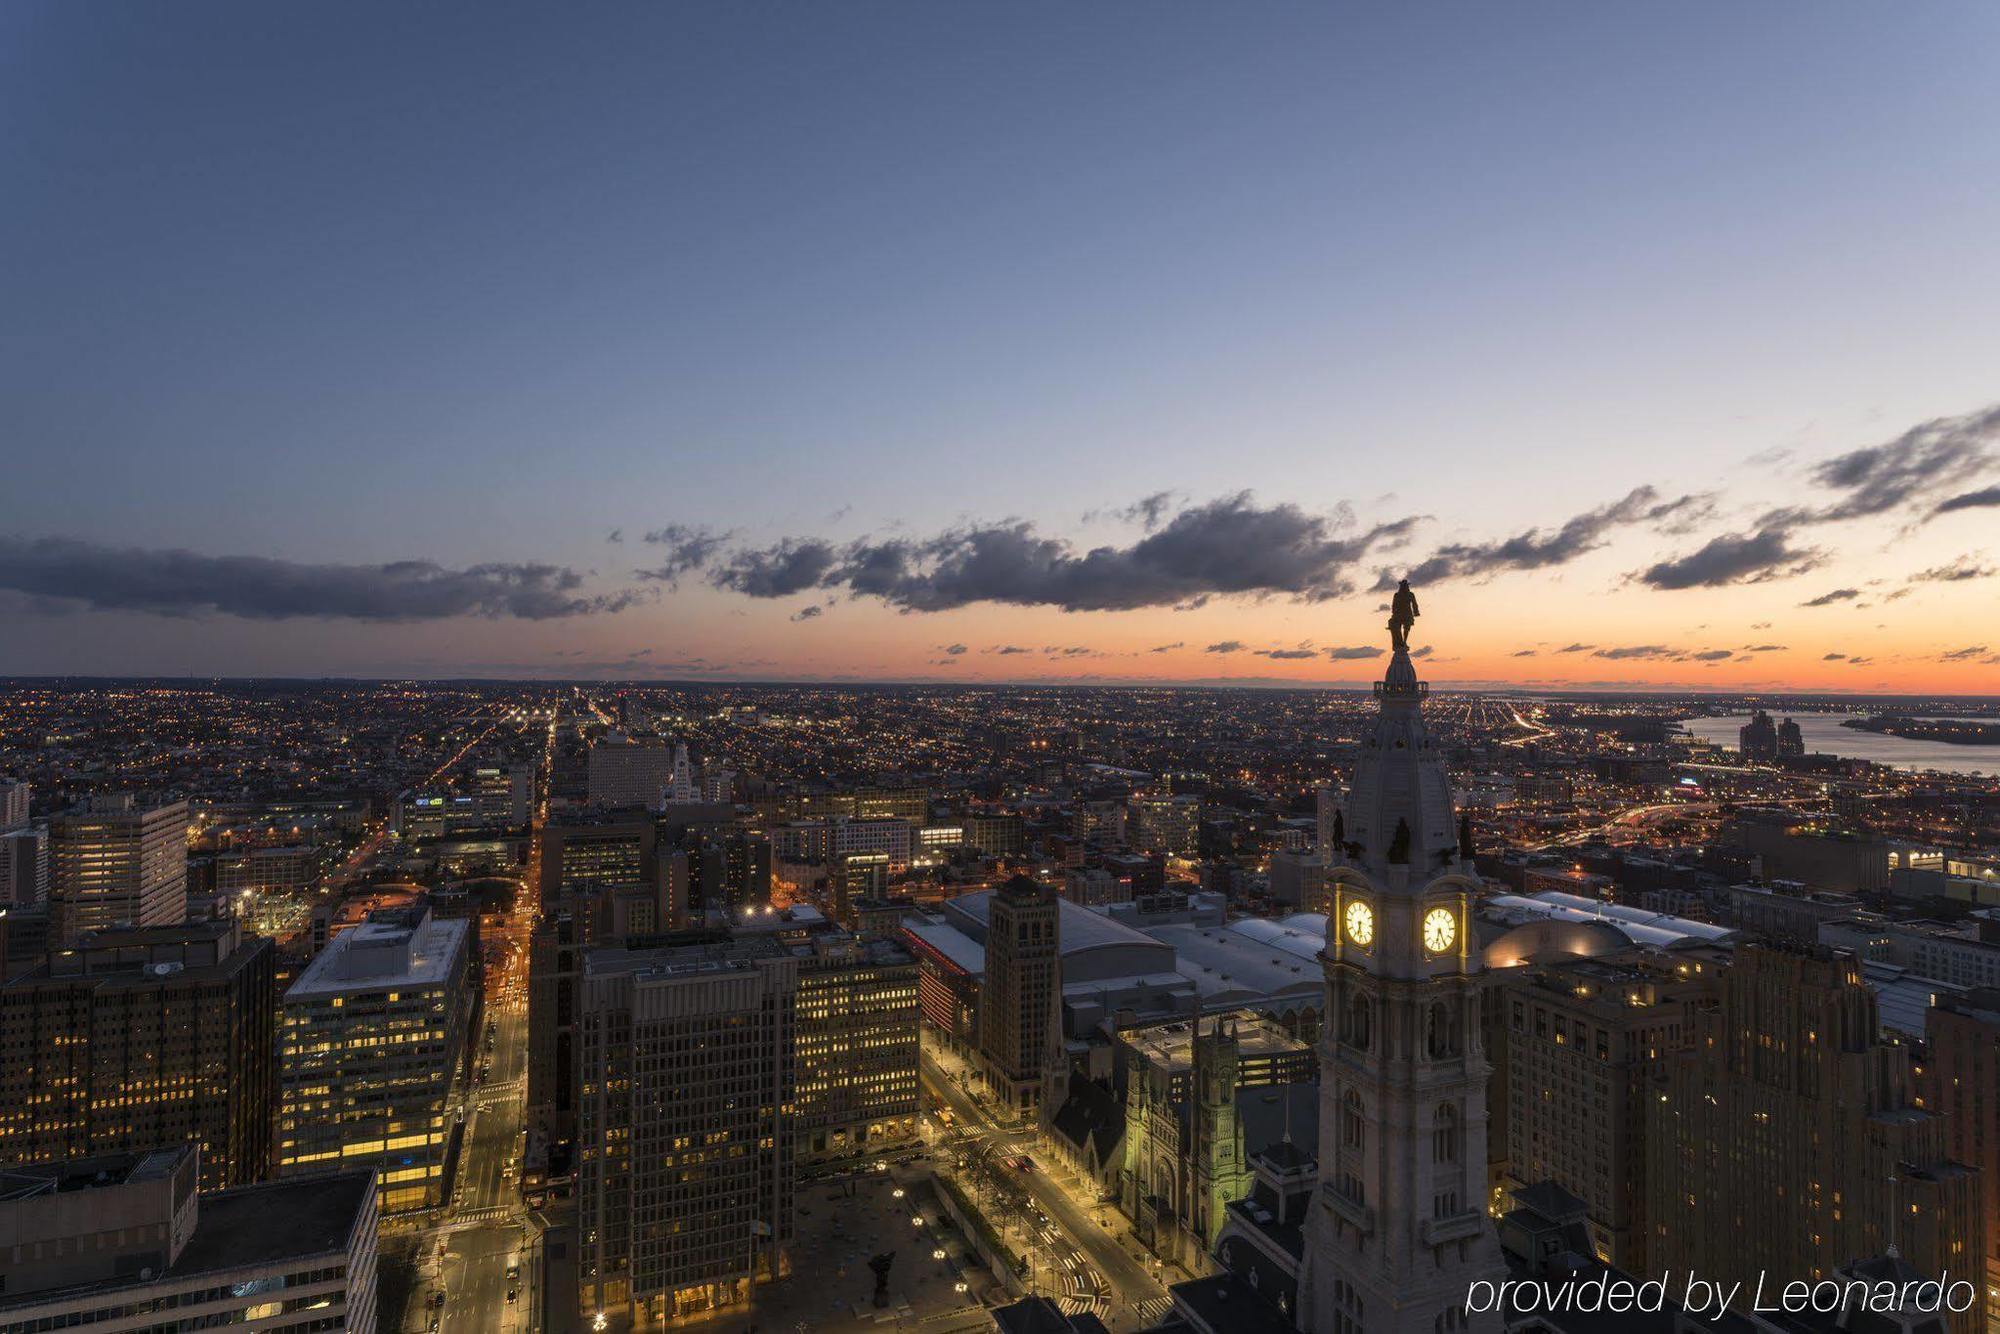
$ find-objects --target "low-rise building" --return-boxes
[0,1144,377,1334]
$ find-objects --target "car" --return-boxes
[507,1289,518,1304]
[507,1263,520,1281]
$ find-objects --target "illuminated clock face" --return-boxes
[1423,906,1457,953]
[1344,900,1375,947]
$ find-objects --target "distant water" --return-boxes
[1678,713,1999,777]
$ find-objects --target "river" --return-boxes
[1677,713,2000,777]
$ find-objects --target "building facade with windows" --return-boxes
[0,920,276,1192]
[277,903,473,1214]
[0,1144,377,1334]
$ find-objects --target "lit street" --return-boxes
[921,1043,1175,1331]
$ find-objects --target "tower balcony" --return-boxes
[1318,1180,1375,1235]
[1371,680,1428,699]
[1419,1207,1486,1247]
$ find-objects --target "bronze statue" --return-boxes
[1387,578,1419,653]
[868,1251,896,1307]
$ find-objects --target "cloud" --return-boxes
[1934,484,2000,516]
[1940,645,1990,661]
[709,539,839,598]
[1256,648,1318,660]
[606,528,623,544]
[1555,643,1593,654]
[1324,645,1386,661]
[1410,645,1434,658]
[1800,587,1861,607]
[942,643,968,656]
[1206,640,1246,654]
[1796,403,1999,523]
[1742,644,1787,652]
[1592,645,1679,660]
[0,536,643,621]
[1511,648,1538,658]
[990,644,1033,655]
[1378,487,1712,590]
[1822,652,1847,661]
[1119,491,1177,531]
[709,493,1421,613]
[1635,528,1821,590]
[1909,558,1995,583]
[790,604,823,622]
[1691,649,1733,661]
[1148,642,1184,654]
[637,525,734,585]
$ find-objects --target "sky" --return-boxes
[4,2,1999,691]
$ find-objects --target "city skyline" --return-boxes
[6,3,2000,690]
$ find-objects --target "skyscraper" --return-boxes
[0,778,28,831]
[576,937,797,1324]
[1926,989,2000,1314]
[1300,639,1504,1334]
[1495,949,1719,1270]
[793,934,921,1159]
[978,874,1063,1118]
[0,919,277,1192]
[1647,942,1985,1333]
[48,794,187,944]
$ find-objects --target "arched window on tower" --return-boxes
[1433,1102,1460,1164]
[1342,1090,1366,1150]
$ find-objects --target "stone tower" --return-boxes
[1193,1015,1249,1258]
[1298,618,1504,1334]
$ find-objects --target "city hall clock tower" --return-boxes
[1299,611,1504,1334]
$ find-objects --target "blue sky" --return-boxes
[4,2,1998,685]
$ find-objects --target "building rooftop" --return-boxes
[286,904,467,998]
[170,1171,373,1276]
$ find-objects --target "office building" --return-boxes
[472,763,533,827]
[794,935,920,1159]
[1495,950,1717,1270]
[278,903,473,1213]
[1267,847,1326,911]
[962,812,1025,856]
[0,779,27,831]
[0,919,276,1192]
[536,811,660,912]
[977,875,1063,1116]
[0,823,48,907]
[585,735,676,807]
[1129,793,1201,858]
[48,794,187,945]
[0,1144,377,1334]
[1925,989,2000,1314]
[576,937,797,1325]
[1739,708,1778,759]
[1647,942,1985,1333]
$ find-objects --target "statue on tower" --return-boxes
[1387,578,1420,653]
